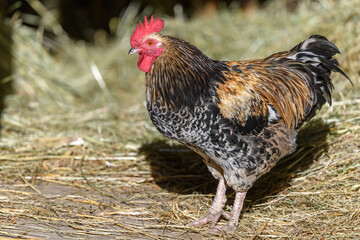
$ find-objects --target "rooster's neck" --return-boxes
[145,35,225,109]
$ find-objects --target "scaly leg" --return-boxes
[208,191,247,234]
[188,178,230,226]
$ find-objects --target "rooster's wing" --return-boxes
[215,35,349,132]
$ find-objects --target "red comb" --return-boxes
[130,16,164,48]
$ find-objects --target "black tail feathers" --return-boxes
[286,35,351,121]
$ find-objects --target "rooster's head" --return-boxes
[129,16,165,72]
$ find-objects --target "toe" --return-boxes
[222,210,231,220]
[206,223,237,235]
[188,217,209,227]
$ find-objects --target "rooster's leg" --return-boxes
[188,178,229,227]
[208,191,247,234]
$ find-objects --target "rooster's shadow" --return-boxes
[139,119,331,204]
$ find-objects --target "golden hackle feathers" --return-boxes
[146,34,217,109]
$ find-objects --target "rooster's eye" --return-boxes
[148,40,153,45]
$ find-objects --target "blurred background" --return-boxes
[1,0,287,41]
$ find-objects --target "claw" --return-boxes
[188,210,230,227]
[187,179,248,234]
[206,224,237,234]
[207,191,248,234]
[188,178,228,227]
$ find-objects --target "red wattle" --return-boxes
[138,53,156,73]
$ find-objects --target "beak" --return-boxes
[128,48,140,55]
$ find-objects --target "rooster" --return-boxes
[128,16,350,233]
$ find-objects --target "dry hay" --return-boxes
[0,0,359,239]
